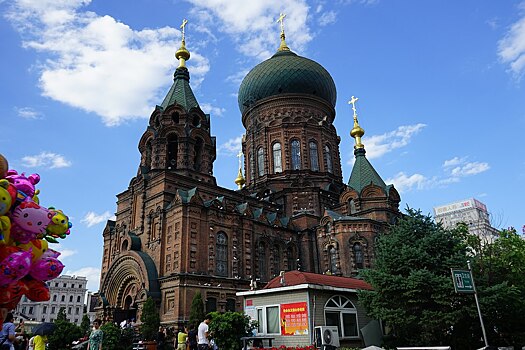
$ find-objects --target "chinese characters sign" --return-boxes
[451,269,475,294]
[280,302,309,336]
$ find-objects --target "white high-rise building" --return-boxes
[433,198,499,241]
[15,275,87,325]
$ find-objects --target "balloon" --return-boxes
[0,216,11,245]
[5,170,40,199]
[46,208,72,238]
[0,280,25,308]
[0,249,32,286]
[41,248,60,259]
[29,256,64,281]
[22,277,50,302]
[0,154,7,179]
[9,198,52,244]
[18,239,48,262]
[0,179,12,215]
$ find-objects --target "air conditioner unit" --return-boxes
[314,326,340,348]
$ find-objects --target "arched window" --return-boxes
[192,115,200,127]
[226,299,236,312]
[258,242,267,280]
[309,141,319,171]
[206,297,217,313]
[353,243,364,269]
[324,296,359,338]
[272,143,282,173]
[291,140,301,170]
[325,145,333,173]
[167,134,178,170]
[286,246,296,270]
[328,245,338,273]
[216,232,228,277]
[257,147,265,177]
[194,137,203,171]
[273,245,280,275]
[171,112,179,124]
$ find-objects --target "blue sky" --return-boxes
[1,0,524,292]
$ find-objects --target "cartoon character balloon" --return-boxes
[9,198,52,244]
[0,249,32,287]
[6,170,40,199]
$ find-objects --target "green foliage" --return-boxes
[468,227,525,347]
[359,208,474,347]
[48,315,82,350]
[208,312,254,350]
[101,322,124,350]
[80,314,91,336]
[189,292,205,327]
[140,297,160,341]
[56,307,67,321]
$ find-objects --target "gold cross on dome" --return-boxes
[277,13,286,34]
[180,19,188,40]
[348,96,359,119]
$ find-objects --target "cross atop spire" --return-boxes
[277,13,286,34]
[276,12,290,52]
[349,96,365,149]
[176,19,190,68]
[180,19,188,42]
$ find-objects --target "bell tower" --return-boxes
[137,19,216,184]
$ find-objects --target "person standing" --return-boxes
[156,326,166,350]
[87,319,103,350]
[32,336,46,350]
[0,313,16,350]
[187,324,198,350]
[177,326,188,350]
[197,315,212,350]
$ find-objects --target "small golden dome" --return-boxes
[234,168,246,189]
[350,124,364,138]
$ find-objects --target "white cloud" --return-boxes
[498,11,525,79]
[200,103,226,117]
[443,156,490,177]
[21,151,72,169]
[385,172,429,193]
[218,135,243,156]
[360,123,426,160]
[81,211,113,227]
[318,11,337,26]
[64,266,101,292]
[186,0,312,59]
[15,107,43,119]
[5,1,210,126]
[55,248,77,259]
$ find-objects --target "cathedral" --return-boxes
[97,19,401,326]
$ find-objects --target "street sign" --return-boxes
[451,269,475,294]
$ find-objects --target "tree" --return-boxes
[469,227,525,347]
[101,321,125,350]
[80,314,91,336]
[208,312,254,350]
[189,292,205,327]
[48,309,82,350]
[140,297,160,341]
[358,208,475,348]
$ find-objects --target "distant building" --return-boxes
[433,198,498,241]
[14,275,87,325]
[85,292,99,324]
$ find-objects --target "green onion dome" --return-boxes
[238,50,337,114]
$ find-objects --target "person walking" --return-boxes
[197,315,212,350]
[0,313,16,350]
[87,319,103,350]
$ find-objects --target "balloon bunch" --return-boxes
[0,154,72,326]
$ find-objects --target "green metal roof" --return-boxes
[348,148,387,194]
[238,50,337,113]
[160,67,199,112]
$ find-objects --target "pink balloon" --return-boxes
[29,257,64,281]
[0,250,32,287]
